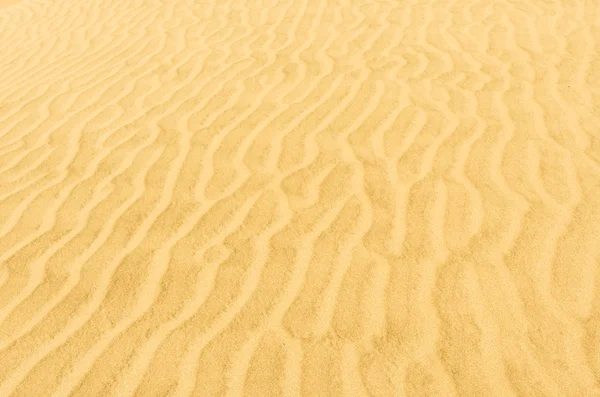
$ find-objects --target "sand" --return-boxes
[1,0,600,395]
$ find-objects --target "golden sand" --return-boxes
[1,0,600,395]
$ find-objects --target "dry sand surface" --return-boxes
[1,0,600,395]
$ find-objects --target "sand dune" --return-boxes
[1,0,600,395]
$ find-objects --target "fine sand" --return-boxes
[1,0,600,396]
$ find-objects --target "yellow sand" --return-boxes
[1,0,600,395]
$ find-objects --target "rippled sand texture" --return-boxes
[1,0,600,395]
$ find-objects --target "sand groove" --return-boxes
[1,0,600,396]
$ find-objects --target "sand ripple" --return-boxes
[1,0,600,395]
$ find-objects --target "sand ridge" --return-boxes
[1,0,600,395]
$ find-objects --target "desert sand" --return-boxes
[1,0,600,395]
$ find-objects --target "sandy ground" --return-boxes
[1,0,600,396]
